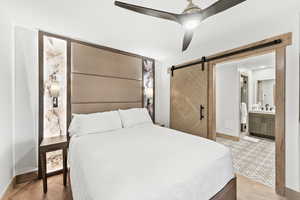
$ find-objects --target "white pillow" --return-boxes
[68,111,122,137]
[68,114,81,136]
[118,108,153,128]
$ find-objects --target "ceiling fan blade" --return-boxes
[182,30,194,51]
[201,0,247,20]
[115,1,180,23]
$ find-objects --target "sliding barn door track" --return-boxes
[171,39,282,76]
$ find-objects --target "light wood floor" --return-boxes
[5,174,284,200]
[237,175,285,200]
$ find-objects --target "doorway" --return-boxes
[215,52,276,189]
[207,34,290,196]
[170,33,291,196]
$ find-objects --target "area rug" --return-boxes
[217,136,275,188]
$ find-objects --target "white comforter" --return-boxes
[69,124,234,200]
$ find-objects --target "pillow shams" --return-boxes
[118,108,153,128]
[68,111,122,137]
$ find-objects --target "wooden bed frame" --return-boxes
[68,173,236,200]
[211,177,237,200]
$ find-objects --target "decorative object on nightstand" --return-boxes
[39,135,68,193]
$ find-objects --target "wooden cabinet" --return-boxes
[249,112,275,139]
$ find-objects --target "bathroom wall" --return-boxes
[216,62,240,138]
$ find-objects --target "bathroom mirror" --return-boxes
[256,79,275,107]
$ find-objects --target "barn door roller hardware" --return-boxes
[201,56,206,71]
[171,39,282,76]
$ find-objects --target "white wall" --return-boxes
[216,62,240,137]
[252,68,275,81]
[155,61,170,126]
[156,0,300,191]
[14,27,38,175]
[0,15,14,197]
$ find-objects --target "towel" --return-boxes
[240,102,248,124]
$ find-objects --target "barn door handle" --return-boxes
[200,105,205,120]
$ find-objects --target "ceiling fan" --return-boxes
[115,0,246,51]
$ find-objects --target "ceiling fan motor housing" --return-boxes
[182,1,202,14]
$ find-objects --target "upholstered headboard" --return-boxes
[71,42,144,114]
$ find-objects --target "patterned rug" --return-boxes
[217,136,275,187]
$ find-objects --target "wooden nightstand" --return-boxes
[39,135,68,193]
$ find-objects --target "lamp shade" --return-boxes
[49,80,60,97]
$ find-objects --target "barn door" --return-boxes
[170,63,208,138]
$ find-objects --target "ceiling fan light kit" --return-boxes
[115,0,246,51]
[183,19,200,30]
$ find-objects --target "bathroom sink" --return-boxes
[249,110,275,115]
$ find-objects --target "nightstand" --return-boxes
[39,135,68,193]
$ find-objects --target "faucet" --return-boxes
[265,104,270,111]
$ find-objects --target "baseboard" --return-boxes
[15,167,38,177]
[15,168,65,185]
[15,170,38,184]
[217,132,240,141]
[286,187,300,200]
[1,177,16,200]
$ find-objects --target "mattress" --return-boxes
[69,124,234,200]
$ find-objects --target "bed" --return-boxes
[68,42,236,200]
[68,122,235,200]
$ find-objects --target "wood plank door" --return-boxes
[170,63,208,138]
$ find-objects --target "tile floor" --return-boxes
[217,135,275,187]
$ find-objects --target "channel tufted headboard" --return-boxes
[70,41,144,114]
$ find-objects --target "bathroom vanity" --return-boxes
[248,111,275,139]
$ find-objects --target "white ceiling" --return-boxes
[2,0,300,61]
[1,0,245,60]
[123,0,219,13]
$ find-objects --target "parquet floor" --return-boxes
[5,174,284,200]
